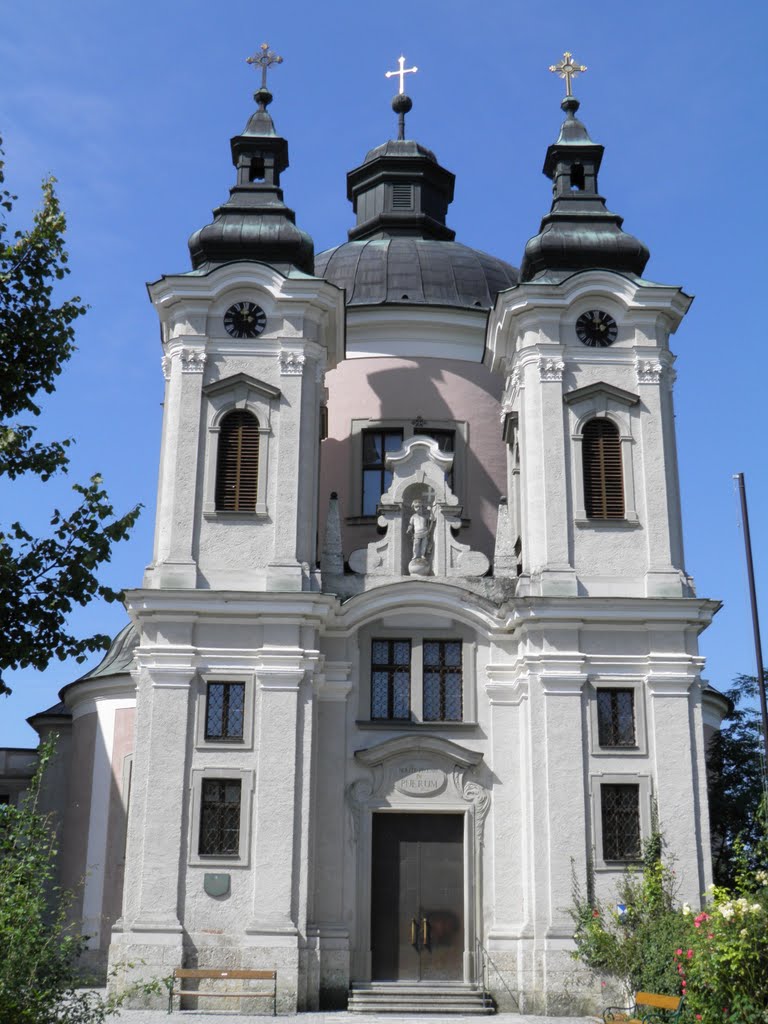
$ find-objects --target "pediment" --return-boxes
[354,734,483,770]
[202,372,281,401]
[563,380,639,407]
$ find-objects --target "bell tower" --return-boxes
[487,60,693,599]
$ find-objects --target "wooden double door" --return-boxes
[371,813,464,982]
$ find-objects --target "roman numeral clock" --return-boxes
[223,301,267,339]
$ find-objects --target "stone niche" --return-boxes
[348,436,489,579]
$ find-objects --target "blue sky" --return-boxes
[1,0,766,746]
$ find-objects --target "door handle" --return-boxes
[410,918,418,947]
[422,916,429,947]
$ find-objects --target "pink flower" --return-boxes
[676,948,683,956]
[593,910,600,918]
[695,1015,702,1020]
[687,949,694,959]
[681,981,687,989]
[708,933,714,939]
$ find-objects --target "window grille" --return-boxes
[392,183,414,210]
[423,640,463,721]
[371,638,411,720]
[601,783,641,861]
[199,779,241,856]
[205,682,245,742]
[362,429,404,515]
[215,410,260,512]
[597,688,636,747]
[583,418,624,519]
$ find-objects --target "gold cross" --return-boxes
[548,51,587,97]
[246,43,284,90]
[385,54,418,95]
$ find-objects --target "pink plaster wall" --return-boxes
[319,356,505,561]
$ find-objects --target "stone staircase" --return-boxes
[348,982,496,1014]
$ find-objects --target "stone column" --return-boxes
[109,646,194,1002]
[153,342,206,588]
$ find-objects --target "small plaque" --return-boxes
[204,873,231,897]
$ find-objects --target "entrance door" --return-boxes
[371,813,464,982]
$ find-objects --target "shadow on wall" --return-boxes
[319,357,506,566]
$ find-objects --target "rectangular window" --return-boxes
[597,688,635,747]
[423,640,463,721]
[362,429,403,515]
[371,639,411,720]
[0,794,10,806]
[199,778,241,856]
[205,682,245,742]
[601,783,641,861]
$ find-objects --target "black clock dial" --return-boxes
[576,309,618,347]
[223,301,266,339]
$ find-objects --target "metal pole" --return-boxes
[735,472,768,782]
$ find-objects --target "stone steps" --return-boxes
[348,982,496,1015]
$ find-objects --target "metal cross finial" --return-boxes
[385,54,418,95]
[548,51,587,97]
[246,42,284,90]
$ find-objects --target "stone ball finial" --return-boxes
[392,93,413,115]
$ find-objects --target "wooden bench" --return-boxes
[603,991,684,1024]
[168,968,276,1014]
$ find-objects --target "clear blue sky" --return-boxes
[1,0,766,746]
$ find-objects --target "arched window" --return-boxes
[582,418,624,519]
[215,410,260,511]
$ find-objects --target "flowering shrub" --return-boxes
[676,842,768,1024]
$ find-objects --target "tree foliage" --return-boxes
[708,675,768,887]
[0,141,140,694]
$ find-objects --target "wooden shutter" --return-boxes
[583,418,624,519]
[215,410,260,511]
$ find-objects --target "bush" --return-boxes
[677,832,768,1024]
[570,829,688,998]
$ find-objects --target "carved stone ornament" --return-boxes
[180,349,207,373]
[501,367,522,416]
[636,359,664,384]
[161,355,171,380]
[279,350,306,376]
[348,735,489,845]
[348,436,490,579]
[539,357,565,382]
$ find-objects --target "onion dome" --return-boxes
[315,90,518,308]
[188,85,314,274]
[520,95,650,282]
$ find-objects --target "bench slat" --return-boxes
[636,993,683,1011]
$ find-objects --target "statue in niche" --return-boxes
[407,499,435,576]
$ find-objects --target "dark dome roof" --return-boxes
[315,238,519,309]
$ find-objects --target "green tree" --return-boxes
[708,675,768,887]
[0,141,140,695]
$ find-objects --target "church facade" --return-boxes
[11,52,728,1014]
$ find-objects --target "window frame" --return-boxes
[590,772,651,871]
[589,678,647,756]
[348,418,468,523]
[196,673,255,750]
[357,624,477,726]
[202,374,279,519]
[582,417,624,520]
[189,767,254,866]
[214,409,261,513]
[564,385,639,526]
[361,428,405,518]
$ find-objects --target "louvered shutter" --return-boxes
[583,418,624,519]
[215,410,260,511]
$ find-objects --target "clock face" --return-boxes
[223,301,266,339]
[576,309,618,347]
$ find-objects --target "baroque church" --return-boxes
[1,49,728,1014]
